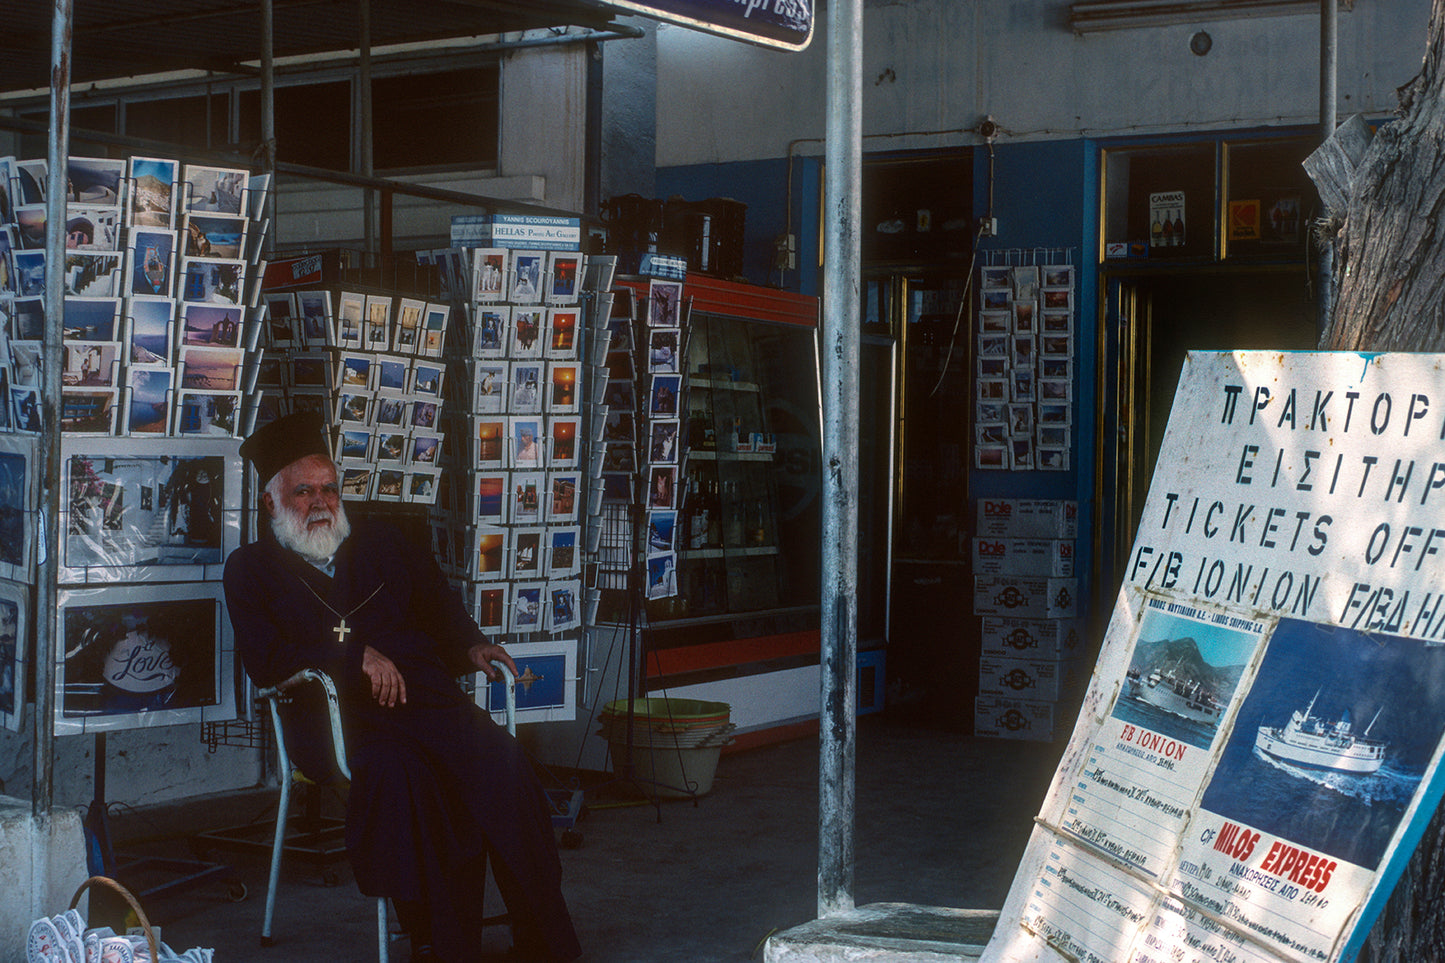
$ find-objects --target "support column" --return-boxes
[359,0,376,269]
[1317,0,1337,340]
[818,0,863,920]
[35,0,74,819]
[260,0,276,255]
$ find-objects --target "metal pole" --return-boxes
[260,0,276,255]
[1317,0,1337,340]
[818,0,862,919]
[34,0,73,819]
[359,0,376,269]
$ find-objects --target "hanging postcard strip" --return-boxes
[295,289,335,348]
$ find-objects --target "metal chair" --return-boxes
[257,664,517,961]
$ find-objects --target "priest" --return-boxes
[224,410,580,963]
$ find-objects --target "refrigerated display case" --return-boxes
[619,275,822,742]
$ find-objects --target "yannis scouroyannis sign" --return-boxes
[981,352,1445,963]
[604,0,812,51]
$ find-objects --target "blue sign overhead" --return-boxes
[606,0,813,51]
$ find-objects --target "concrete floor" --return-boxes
[96,714,1064,962]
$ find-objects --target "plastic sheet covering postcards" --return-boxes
[0,433,40,584]
[58,436,243,584]
[983,352,1445,963]
[54,580,236,736]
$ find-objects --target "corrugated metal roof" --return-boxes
[0,0,625,95]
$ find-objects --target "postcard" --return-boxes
[182,164,248,216]
[477,472,508,525]
[64,297,122,342]
[179,256,245,306]
[0,579,27,730]
[126,229,177,298]
[180,345,243,391]
[550,416,580,469]
[60,388,119,434]
[510,416,544,470]
[405,469,440,504]
[62,341,121,388]
[474,417,507,470]
[66,206,124,252]
[393,297,425,354]
[510,307,545,359]
[296,289,335,347]
[547,251,582,305]
[338,460,374,501]
[364,294,393,350]
[547,472,580,523]
[510,362,543,415]
[509,250,546,304]
[649,279,682,328]
[12,248,44,295]
[471,584,509,637]
[474,527,509,582]
[420,302,448,358]
[127,156,178,228]
[182,213,246,259]
[175,390,240,436]
[411,360,445,399]
[473,306,509,360]
[472,247,508,302]
[545,307,580,360]
[180,302,245,349]
[63,251,123,298]
[336,291,365,349]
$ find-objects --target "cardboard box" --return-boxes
[974,695,1057,741]
[978,656,1075,702]
[971,537,1074,577]
[973,576,1078,619]
[975,498,1078,538]
[979,617,1082,661]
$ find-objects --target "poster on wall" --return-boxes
[58,436,243,583]
[55,581,236,736]
[982,351,1445,963]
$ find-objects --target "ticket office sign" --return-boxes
[983,352,1445,963]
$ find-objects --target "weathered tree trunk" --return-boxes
[1325,0,1445,351]
[1326,4,1445,960]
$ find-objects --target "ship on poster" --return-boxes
[1170,616,1445,961]
[1060,599,1262,878]
[983,352,1445,963]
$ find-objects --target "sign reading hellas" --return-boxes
[450,214,581,252]
[983,352,1445,963]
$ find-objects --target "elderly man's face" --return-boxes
[265,453,340,529]
[264,453,351,560]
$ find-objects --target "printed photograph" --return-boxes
[58,585,231,734]
[183,214,246,259]
[0,581,26,730]
[127,156,178,228]
[1201,617,1445,870]
[127,229,176,297]
[509,251,545,304]
[175,390,239,436]
[60,389,119,434]
[181,303,244,348]
[182,165,247,216]
[180,257,244,306]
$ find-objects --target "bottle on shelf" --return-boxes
[705,476,723,548]
[1171,209,1184,247]
[723,480,744,548]
[749,499,768,547]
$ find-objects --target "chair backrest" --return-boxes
[260,669,351,785]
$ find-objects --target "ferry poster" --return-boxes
[983,352,1445,963]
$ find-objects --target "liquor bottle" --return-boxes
[705,477,723,548]
[723,481,744,548]
[1150,211,1164,249]
[1171,209,1185,247]
[1160,211,1174,249]
[749,499,768,546]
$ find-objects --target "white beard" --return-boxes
[271,500,352,562]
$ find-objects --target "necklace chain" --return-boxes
[298,578,385,643]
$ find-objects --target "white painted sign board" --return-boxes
[983,351,1445,963]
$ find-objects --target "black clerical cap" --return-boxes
[239,410,332,488]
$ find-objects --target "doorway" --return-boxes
[1095,268,1319,605]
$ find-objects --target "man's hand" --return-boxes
[468,642,518,682]
[362,645,406,707]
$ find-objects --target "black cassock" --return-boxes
[224,520,579,962]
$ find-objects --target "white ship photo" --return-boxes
[1126,660,1223,724]
[1254,691,1386,774]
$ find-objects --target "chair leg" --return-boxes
[377,897,389,963]
[261,777,291,946]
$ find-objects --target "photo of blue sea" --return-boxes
[129,300,172,364]
[127,368,171,433]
